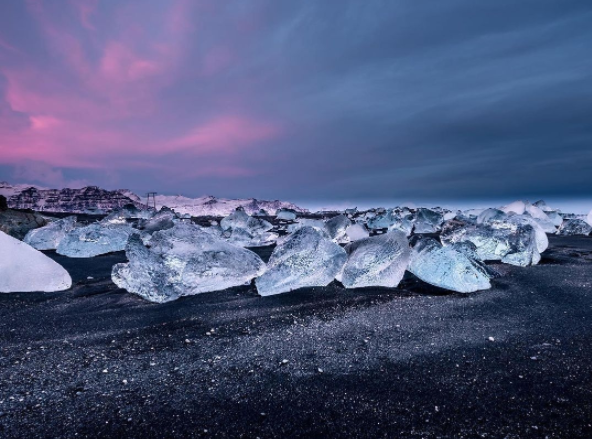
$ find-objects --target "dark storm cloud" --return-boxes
[0,0,590,204]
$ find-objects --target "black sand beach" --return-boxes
[1,235,591,438]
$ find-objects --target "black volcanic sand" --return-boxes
[1,236,592,438]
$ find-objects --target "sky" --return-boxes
[0,0,591,209]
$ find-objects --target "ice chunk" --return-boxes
[223,227,278,247]
[276,208,297,221]
[533,200,555,212]
[338,231,410,288]
[255,226,346,296]
[287,218,326,234]
[221,208,272,233]
[23,216,77,250]
[523,203,557,233]
[546,210,563,227]
[413,208,443,233]
[220,208,276,247]
[501,200,527,215]
[366,209,398,230]
[441,218,543,266]
[0,231,71,292]
[57,222,133,258]
[586,209,592,227]
[345,223,369,242]
[476,212,548,254]
[557,219,592,236]
[104,204,154,222]
[476,208,507,225]
[443,211,458,221]
[496,215,548,254]
[112,222,265,303]
[136,208,176,233]
[409,237,490,293]
[325,214,352,243]
[388,218,414,236]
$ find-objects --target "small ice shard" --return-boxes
[0,231,71,292]
[533,200,555,212]
[366,209,398,230]
[413,208,444,233]
[276,208,297,221]
[546,210,563,227]
[338,231,410,289]
[388,218,414,236]
[345,223,369,242]
[462,208,486,219]
[557,219,592,236]
[23,216,77,250]
[476,208,507,225]
[57,222,133,258]
[501,200,527,215]
[136,208,176,233]
[287,218,326,234]
[523,203,557,233]
[443,211,457,221]
[220,208,277,247]
[104,204,154,222]
[409,237,491,293]
[112,222,265,303]
[255,226,346,296]
[586,209,592,227]
[221,207,252,230]
[221,207,273,233]
[325,214,352,243]
[223,227,278,247]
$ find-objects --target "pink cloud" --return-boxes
[0,0,285,185]
[170,116,281,154]
[100,41,162,82]
[71,0,98,31]
[202,46,235,76]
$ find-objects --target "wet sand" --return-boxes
[0,235,591,438]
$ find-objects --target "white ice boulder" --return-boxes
[586,210,592,227]
[57,222,133,258]
[23,216,77,250]
[276,208,297,221]
[338,231,410,289]
[409,237,490,293]
[325,214,352,243]
[112,222,265,303]
[345,223,369,242]
[255,226,346,296]
[0,231,71,292]
[501,200,527,215]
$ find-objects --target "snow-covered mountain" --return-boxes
[6,186,145,214]
[0,181,48,199]
[1,182,306,216]
[155,194,307,217]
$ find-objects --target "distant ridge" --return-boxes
[0,182,307,216]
